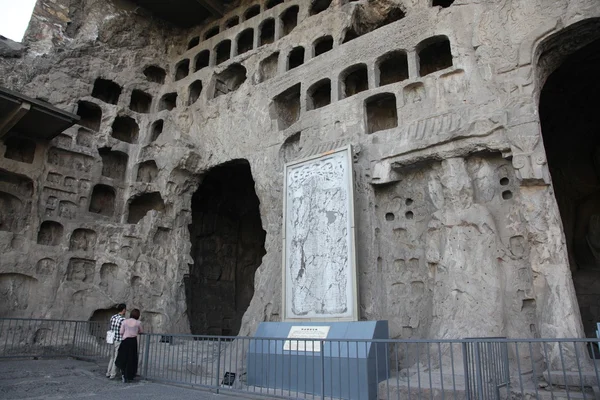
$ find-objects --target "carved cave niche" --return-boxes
[47,147,94,174]
[310,0,332,15]
[279,131,302,164]
[136,160,158,183]
[127,192,165,224]
[340,63,369,98]
[90,307,119,333]
[215,40,231,65]
[266,0,283,9]
[195,50,210,72]
[3,136,36,164]
[270,83,301,130]
[150,120,164,142]
[66,258,95,282]
[143,65,166,84]
[237,28,254,55]
[365,93,398,134]
[111,116,139,144]
[99,263,118,289]
[417,36,453,77]
[307,79,331,110]
[538,31,600,337]
[0,168,34,197]
[432,0,454,7]
[76,127,94,147]
[186,159,266,336]
[188,80,203,105]
[0,191,25,233]
[89,184,115,216]
[158,93,178,111]
[314,35,333,57]
[258,52,279,83]
[91,78,121,105]
[225,16,239,29]
[188,36,200,49]
[377,50,409,86]
[204,26,220,40]
[343,3,405,43]
[0,273,38,316]
[213,64,247,99]
[129,90,152,113]
[259,19,275,46]
[175,59,190,81]
[244,5,260,21]
[287,46,304,70]
[37,221,63,246]
[36,258,56,275]
[77,101,102,131]
[99,148,128,180]
[281,6,299,37]
[69,228,97,252]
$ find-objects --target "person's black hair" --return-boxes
[117,303,126,312]
[130,309,140,320]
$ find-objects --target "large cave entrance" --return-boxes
[186,160,266,336]
[539,31,600,337]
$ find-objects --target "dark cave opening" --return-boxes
[186,160,266,336]
[539,36,600,337]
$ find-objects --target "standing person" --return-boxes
[116,308,143,383]
[106,303,126,379]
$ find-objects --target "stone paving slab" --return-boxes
[0,358,276,400]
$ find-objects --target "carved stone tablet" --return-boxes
[283,146,358,321]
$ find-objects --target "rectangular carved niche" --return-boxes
[259,52,279,83]
[271,83,301,130]
[365,93,398,133]
[66,258,95,282]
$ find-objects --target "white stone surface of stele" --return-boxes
[283,146,358,322]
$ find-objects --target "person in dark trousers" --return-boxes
[106,303,126,379]
[115,308,143,383]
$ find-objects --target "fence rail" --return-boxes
[1,318,600,400]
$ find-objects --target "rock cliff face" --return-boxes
[1,0,599,339]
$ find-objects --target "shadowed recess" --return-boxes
[186,160,266,335]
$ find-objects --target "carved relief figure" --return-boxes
[426,158,505,339]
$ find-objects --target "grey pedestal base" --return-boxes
[247,321,389,400]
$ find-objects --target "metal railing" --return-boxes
[2,318,600,400]
[0,317,111,360]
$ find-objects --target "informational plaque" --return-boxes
[283,326,331,352]
[282,145,358,321]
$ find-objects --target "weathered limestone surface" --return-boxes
[0,0,599,340]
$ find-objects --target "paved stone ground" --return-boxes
[0,358,273,400]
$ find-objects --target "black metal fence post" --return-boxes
[216,337,222,394]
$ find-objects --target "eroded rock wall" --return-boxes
[0,0,599,339]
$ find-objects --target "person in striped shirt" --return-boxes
[105,303,126,379]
